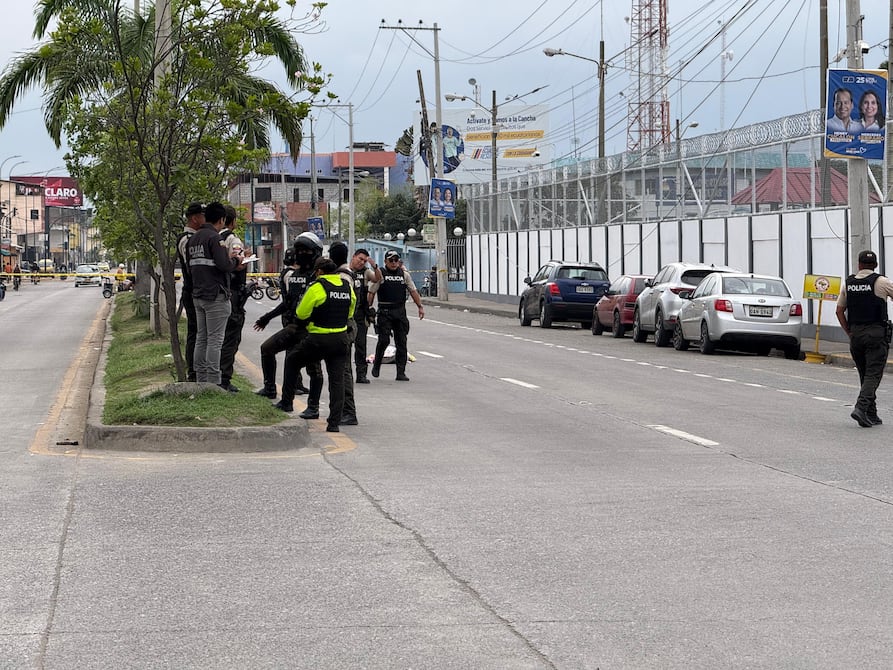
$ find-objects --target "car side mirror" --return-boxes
[523,276,532,285]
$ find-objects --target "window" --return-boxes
[293,188,301,202]
[255,187,271,201]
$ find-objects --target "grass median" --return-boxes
[103,293,286,427]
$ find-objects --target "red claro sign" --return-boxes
[11,175,83,207]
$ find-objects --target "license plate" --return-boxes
[749,305,773,317]
[576,286,594,293]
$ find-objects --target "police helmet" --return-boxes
[293,231,323,255]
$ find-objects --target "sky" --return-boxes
[0,0,890,179]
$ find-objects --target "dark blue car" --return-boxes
[520,261,610,328]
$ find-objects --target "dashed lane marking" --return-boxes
[648,425,720,447]
[501,378,540,389]
[416,351,444,358]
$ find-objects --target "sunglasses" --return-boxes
[386,257,400,262]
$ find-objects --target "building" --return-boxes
[227,146,398,272]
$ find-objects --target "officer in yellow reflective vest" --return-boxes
[275,257,356,432]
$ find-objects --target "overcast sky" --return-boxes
[0,0,889,178]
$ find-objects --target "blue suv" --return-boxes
[520,261,610,328]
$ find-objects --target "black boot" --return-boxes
[255,385,277,398]
[299,401,320,420]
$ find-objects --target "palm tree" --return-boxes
[0,0,309,157]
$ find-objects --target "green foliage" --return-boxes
[0,0,332,380]
[104,293,285,427]
[395,126,414,156]
[361,192,427,239]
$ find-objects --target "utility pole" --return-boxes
[846,0,870,267]
[820,0,831,208]
[309,115,318,237]
[381,21,448,300]
[490,89,498,234]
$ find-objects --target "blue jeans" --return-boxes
[193,293,232,384]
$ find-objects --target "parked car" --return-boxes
[672,272,802,359]
[74,263,101,287]
[592,274,651,338]
[632,262,739,347]
[520,260,610,328]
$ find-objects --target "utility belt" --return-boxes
[851,320,893,344]
[377,302,406,312]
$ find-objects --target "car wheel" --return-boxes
[784,345,801,360]
[632,309,648,343]
[592,314,604,335]
[698,321,716,355]
[611,311,625,338]
[672,322,689,351]
[519,302,532,327]
[754,345,771,356]
[539,302,553,328]
[653,310,671,347]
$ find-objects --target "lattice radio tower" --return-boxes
[626,0,671,151]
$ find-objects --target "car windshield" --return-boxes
[722,277,790,296]
[557,267,608,281]
[76,265,96,273]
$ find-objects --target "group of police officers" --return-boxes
[249,231,425,433]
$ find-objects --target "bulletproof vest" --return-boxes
[353,270,369,318]
[377,266,408,304]
[176,230,194,291]
[846,273,887,325]
[312,277,353,329]
[282,271,311,326]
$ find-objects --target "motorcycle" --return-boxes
[263,276,281,300]
[102,276,114,299]
[246,277,265,301]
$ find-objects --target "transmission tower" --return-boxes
[626,0,671,151]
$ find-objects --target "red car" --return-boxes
[592,274,651,338]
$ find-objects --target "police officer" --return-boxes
[177,202,205,381]
[218,205,248,392]
[836,250,893,427]
[278,257,356,432]
[349,248,382,384]
[253,233,323,400]
[368,250,425,381]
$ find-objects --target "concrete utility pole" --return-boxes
[846,0,870,268]
[381,21,448,300]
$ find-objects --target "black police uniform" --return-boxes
[372,265,412,378]
[218,229,249,390]
[845,272,889,420]
[352,267,374,382]
[176,228,198,381]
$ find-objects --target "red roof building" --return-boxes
[731,166,880,211]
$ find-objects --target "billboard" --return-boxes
[428,178,456,219]
[824,68,887,160]
[413,104,551,186]
[12,175,83,207]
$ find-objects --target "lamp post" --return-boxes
[543,47,607,160]
[446,85,546,234]
[675,120,699,217]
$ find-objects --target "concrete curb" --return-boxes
[83,299,311,453]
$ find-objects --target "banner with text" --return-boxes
[824,69,887,160]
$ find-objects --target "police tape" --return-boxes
[2,272,280,279]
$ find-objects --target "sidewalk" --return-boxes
[422,292,874,370]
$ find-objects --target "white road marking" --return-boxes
[416,351,443,358]
[813,396,836,402]
[777,389,800,395]
[501,378,540,389]
[647,425,720,447]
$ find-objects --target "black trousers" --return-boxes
[280,328,323,405]
[219,302,245,386]
[181,290,197,382]
[849,323,889,414]
[354,316,369,376]
[341,320,357,417]
[374,304,410,373]
[260,324,301,391]
[282,331,349,426]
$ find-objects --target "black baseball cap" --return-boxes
[858,250,878,267]
[185,202,205,216]
[385,250,401,260]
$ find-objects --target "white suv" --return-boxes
[632,262,738,347]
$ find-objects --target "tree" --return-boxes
[0,0,331,379]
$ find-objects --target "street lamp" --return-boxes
[543,47,607,160]
[445,85,546,233]
[675,120,699,216]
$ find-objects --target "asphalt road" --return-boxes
[3,281,893,668]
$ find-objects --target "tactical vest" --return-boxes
[846,273,887,325]
[282,270,311,326]
[312,277,353,329]
[377,266,408,304]
[353,270,370,319]
[176,230,194,291]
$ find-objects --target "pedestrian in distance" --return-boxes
[186,201,243,386]
[218,204,250,393]
[835,249,893,427]
[277,257,356,432]
[177,202,205,381]
[368,250,425,381]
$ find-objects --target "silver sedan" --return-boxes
[672,273,803,359]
